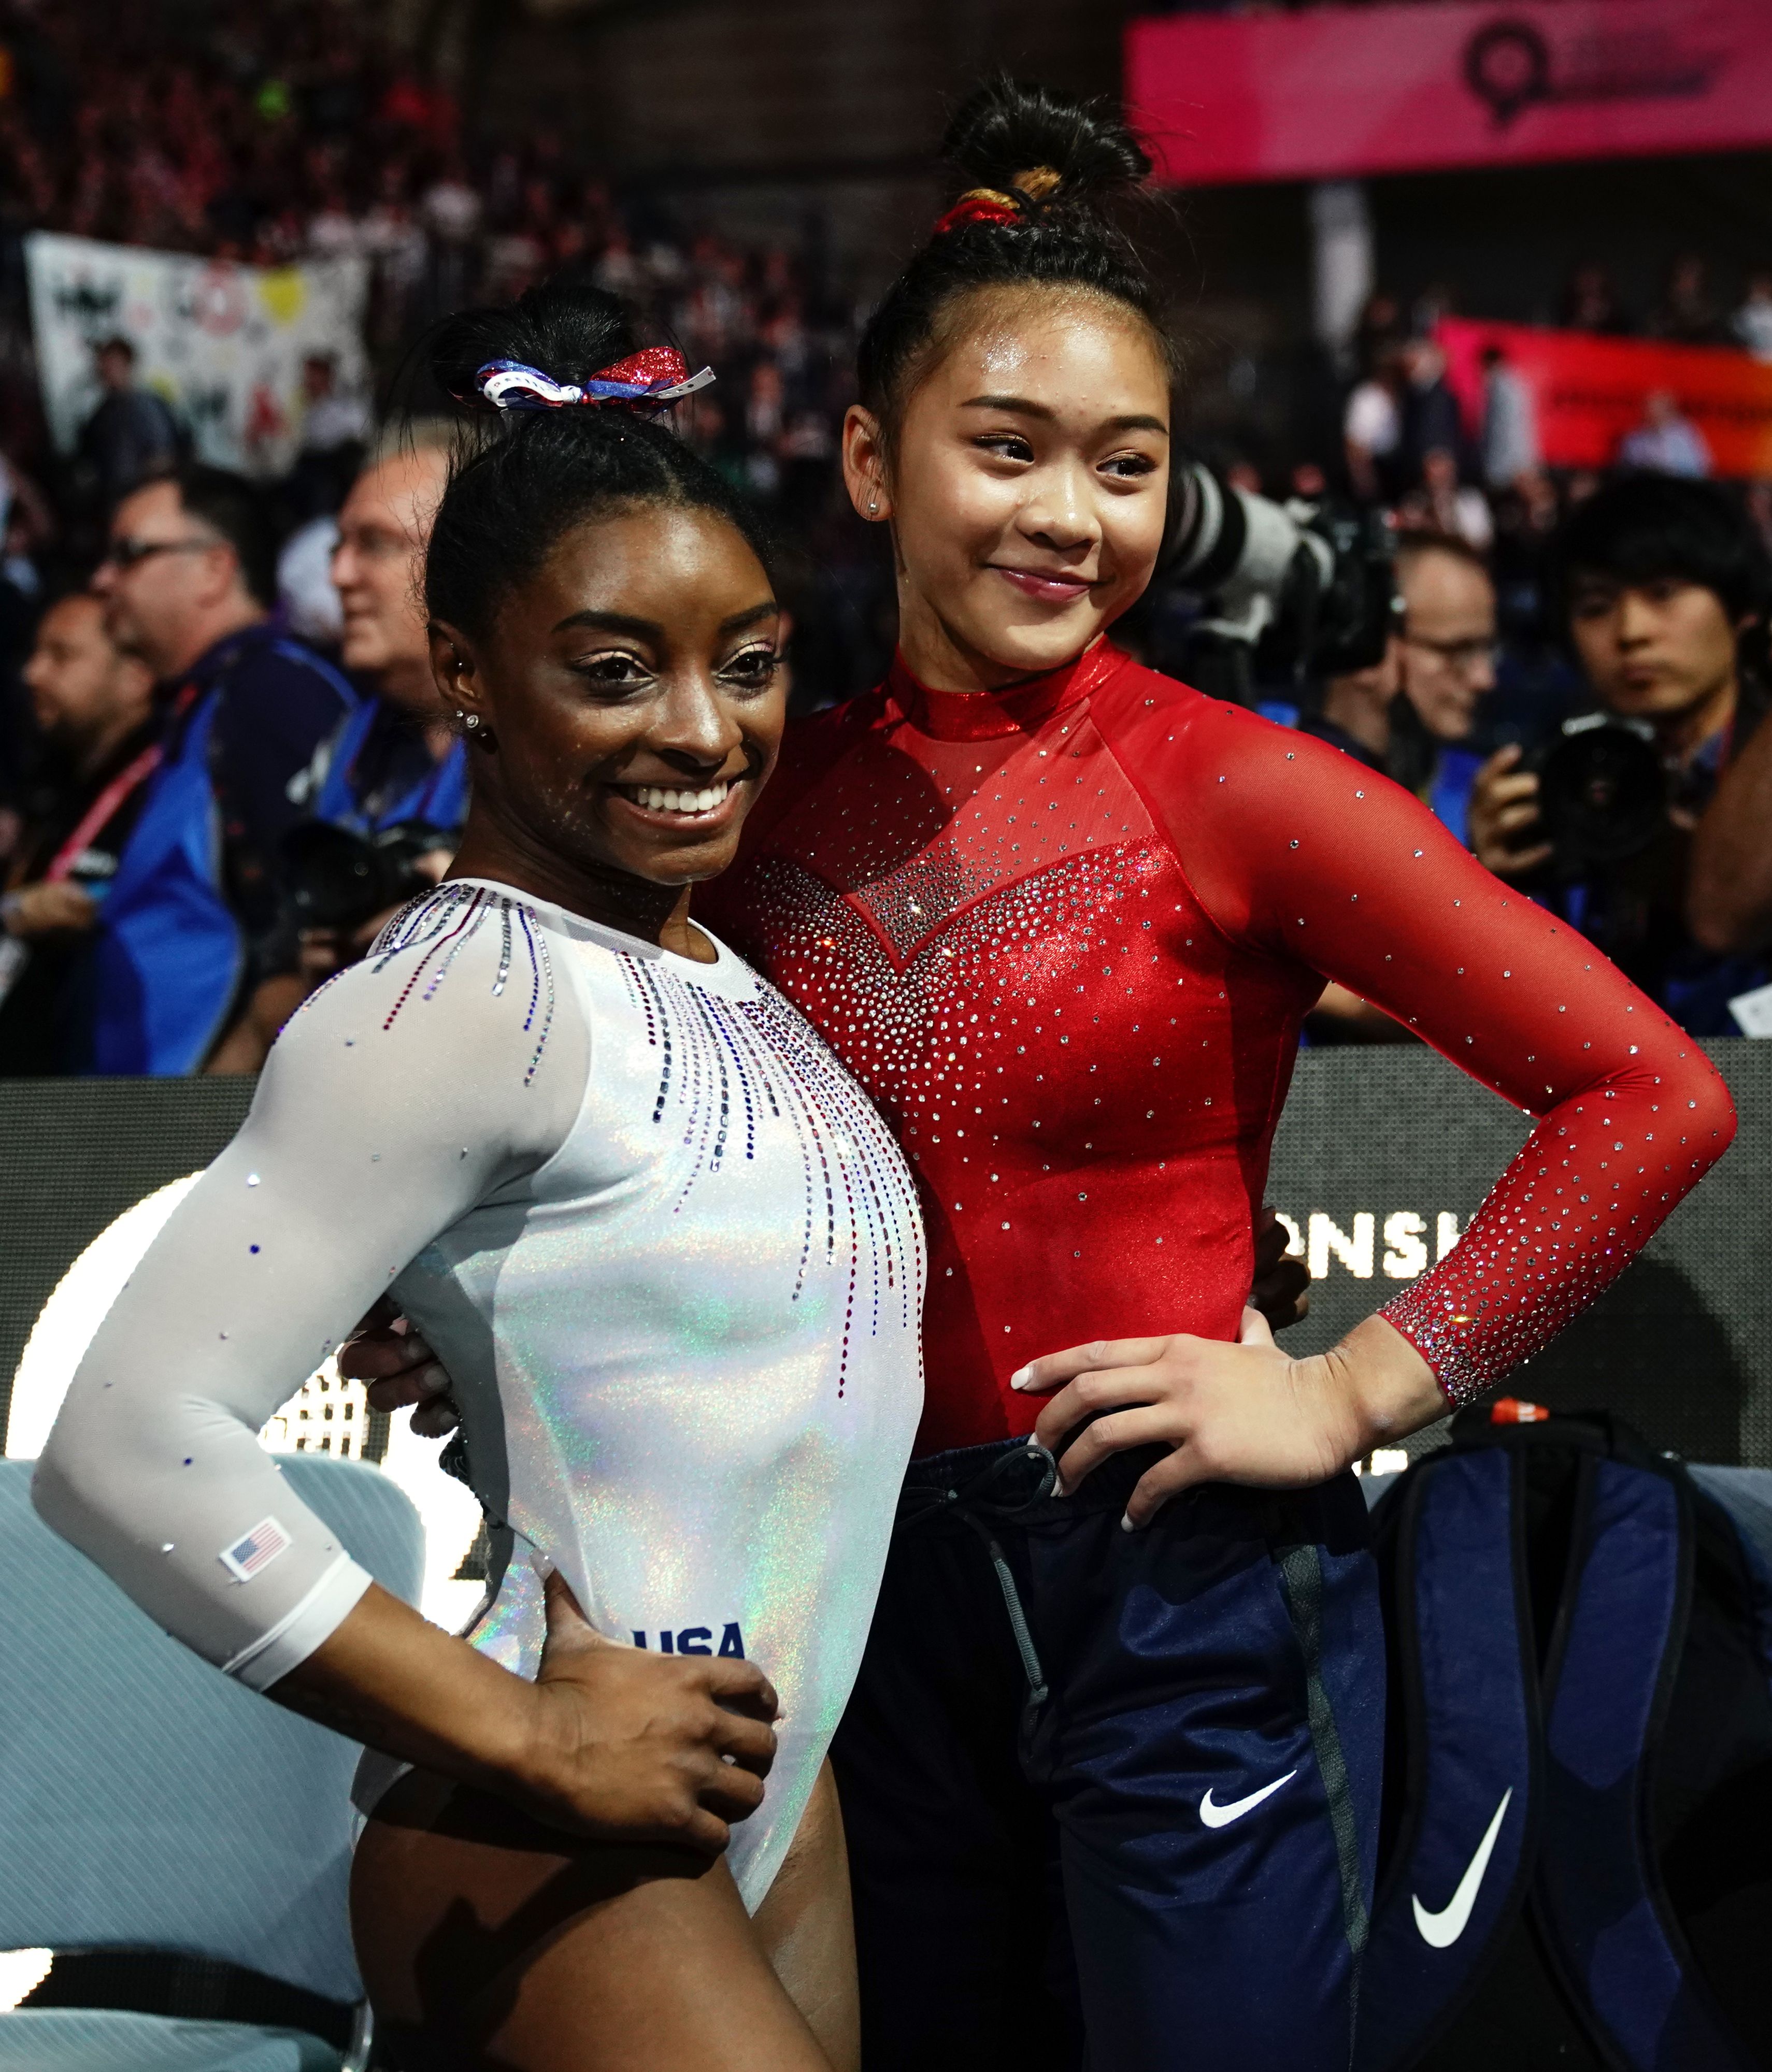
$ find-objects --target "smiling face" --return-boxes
[437,501,784,926]
[845,285,1171,692]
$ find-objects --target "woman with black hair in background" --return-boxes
[33,282,926,2072]
[691,79,1735,2071]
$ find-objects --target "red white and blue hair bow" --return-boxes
[475,347,716,413]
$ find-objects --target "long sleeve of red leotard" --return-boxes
[1146,696,1737,1405]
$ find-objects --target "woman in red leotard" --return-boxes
[693,78,1737,2072]
[350,80,1735,2072]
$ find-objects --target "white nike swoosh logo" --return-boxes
[1199,1769,1299,1828]
[1412,1788,1514,1948]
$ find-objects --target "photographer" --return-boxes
[1387,531,1498,842]
[1469,475,1769,1034]
[1307,535,1497,1042]
[1306,531,1496,821]
[240,423,466,1054]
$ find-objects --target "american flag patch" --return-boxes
[218,1516,292,1583]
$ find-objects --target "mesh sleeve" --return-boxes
[33,886,587,1683]
[1162,708,1737,1404]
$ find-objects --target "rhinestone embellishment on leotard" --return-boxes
[710,653,1734,1432]
[364,884,556,1084]
[613,953,923,1393]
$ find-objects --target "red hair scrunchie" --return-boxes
[931,189,1025,237]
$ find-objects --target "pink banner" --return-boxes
[1126,0,1772,186]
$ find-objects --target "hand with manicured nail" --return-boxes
[1012,1305,1439,1529]
[277,1565,781,1858]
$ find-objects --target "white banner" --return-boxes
[24,232,370,479]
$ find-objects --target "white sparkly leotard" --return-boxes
[34,879,926,1907]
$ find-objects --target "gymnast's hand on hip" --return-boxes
[516,1570,781,1854]
[1011,1307,1441,1528]
[275,1569,779,1859]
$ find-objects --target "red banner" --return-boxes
[1126,0,1772,186]
[1436,318,1772,480]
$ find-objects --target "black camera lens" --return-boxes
[279,819,453,933]
[280,822,382,930]
[1535,720,1666,872]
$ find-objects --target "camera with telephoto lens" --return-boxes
[1529,713,1668,880]
[1137,463,1398,706]
[279,819,454,933]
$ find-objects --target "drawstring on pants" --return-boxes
[900,1443,1058,1708]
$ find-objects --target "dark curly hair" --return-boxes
[423,278,774,644]
[856,76,1180,449]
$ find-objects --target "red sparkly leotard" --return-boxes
[703,642,1736,1455]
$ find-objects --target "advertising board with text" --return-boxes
[1126,0,1772,187]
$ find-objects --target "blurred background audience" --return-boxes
[1468,476,1770,1038]
[0,0,1768,1068]
[0,588,152,1071]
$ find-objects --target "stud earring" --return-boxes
[868,498,879,516]
[459,712,480,730]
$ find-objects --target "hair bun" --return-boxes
[941,75,1151,213]
[428,278,640,414]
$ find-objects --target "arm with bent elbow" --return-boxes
[31,904,778,1851]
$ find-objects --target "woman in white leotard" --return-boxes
[33,282,924,2072]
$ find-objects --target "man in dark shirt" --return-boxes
[1470,475,1769,1034]
[86,464,353,1073]
[75,338,187,514]
[1302,534,1498,837]
[0,592,156,1071]
[1299,635,1398,774]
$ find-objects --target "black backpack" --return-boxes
[1357,1406,1772,2072]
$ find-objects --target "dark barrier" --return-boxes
[3,1041,1768,1463]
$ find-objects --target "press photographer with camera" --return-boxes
[1303,534,1497,1041]
[238,423,467,1053]
[1304,531,1496,826]
[1468,474,1770,1034]
[1385,532,1497,840]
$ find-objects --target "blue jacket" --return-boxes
[310,696,469,837]
[89,624,353,1075]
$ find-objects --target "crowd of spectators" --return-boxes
[0,0,904,1081]
[1156,252,1772,1049]
[1337,257,1772,549]
[0,0,1770,1075]
[0,0,879,622]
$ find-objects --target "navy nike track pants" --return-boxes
[830,1436,1384,2072]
